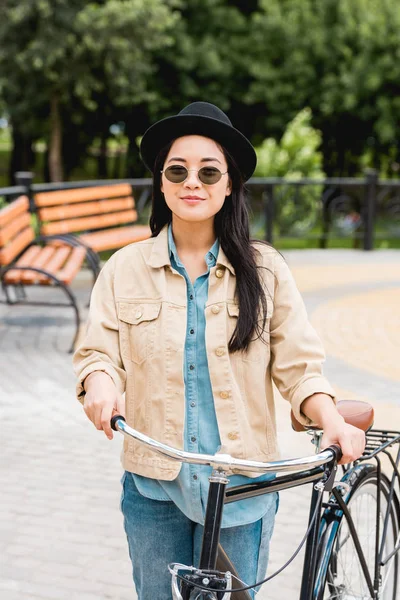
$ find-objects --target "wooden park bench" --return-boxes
[0,196,96,352]
[34,183,151,254]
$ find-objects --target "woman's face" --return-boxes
[161,135,231,225]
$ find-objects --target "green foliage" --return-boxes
[0,0,180,179]
[255,108,325,179]
[1,0,400,180]
[246,0,400,176]
[254,108,325,236]
[0,0,179,107]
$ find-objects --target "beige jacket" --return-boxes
[73,226,335,479]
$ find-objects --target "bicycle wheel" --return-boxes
[320,465,399,600]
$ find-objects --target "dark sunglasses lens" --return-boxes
[164,165,188,183]
[198,167,222,184]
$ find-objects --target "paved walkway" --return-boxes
[1,249,399,599]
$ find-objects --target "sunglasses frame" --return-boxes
[161,165,228,185]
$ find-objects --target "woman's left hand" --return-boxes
[321,420,366,465]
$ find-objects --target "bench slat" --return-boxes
[3,244,87,286]
[35,184,133,207]
[3,245,42,284]
[0,227,35,266]
[57,246,87,284]
[20,246,57,284]
[39,197,134,222]
[37,246,71,283]
[80,225,151,252]
[0,212,31,246]
[41,209,137,236]
[0,195,29,227]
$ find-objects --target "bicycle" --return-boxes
[111,400,400,599]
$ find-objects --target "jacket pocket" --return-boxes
[118,302,161,364]
[227,302,270,363]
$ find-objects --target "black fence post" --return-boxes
[264,184,274,244]
[14,171,35,212]
[364,169,377,251]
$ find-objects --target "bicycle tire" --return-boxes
[315,464,399,600]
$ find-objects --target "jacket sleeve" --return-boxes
[73,255,126,404]
[269,252,336,426]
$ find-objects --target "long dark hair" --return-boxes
[149,140,270,353]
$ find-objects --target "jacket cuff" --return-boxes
[76,362,125,404]
[291,378,337,427]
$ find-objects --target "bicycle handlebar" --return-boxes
[111,413,343,474]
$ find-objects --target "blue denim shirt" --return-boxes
[131,225,276,527]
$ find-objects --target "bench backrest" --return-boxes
[34,184,137,236]
[0,196,35,266]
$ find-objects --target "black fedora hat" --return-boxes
[140,101,257,181]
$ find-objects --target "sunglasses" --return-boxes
[161,165,228,185]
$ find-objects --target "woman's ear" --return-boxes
[226,177,232,197]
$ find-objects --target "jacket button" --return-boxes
[211,305,220,314]
[215,268,224,278]
[215,347,225,357]
[220,391,229,399]
[135,309,142,319]
[228,432,238,441]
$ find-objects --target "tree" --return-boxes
[0,0,180,181]
[123,0,259,176]
[245,0,400,176]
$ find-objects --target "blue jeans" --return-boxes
[120,472,278,600]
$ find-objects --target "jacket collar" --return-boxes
[147,224,235,275]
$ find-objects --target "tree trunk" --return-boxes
[48,93,63,182]
[125,106,150,177]
[8,124,35,185]
[98,130,108,178]
[112,140,122,179]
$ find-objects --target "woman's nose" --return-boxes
[183,170,201,188]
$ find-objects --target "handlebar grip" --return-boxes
[111,410,126,431]
[328,444,343,462]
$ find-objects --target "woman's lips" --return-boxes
[181,196,205,204]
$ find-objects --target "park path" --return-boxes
[0,249,399,599]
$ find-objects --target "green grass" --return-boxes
[273,237,400,250]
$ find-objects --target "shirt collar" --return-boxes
[146,223,235,275]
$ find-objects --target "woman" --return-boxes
[74,102,365,599]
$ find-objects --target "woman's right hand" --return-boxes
[83,371,125,440]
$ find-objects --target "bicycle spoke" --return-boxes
[323,474,398,600]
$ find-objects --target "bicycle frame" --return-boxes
[112,417,400,600]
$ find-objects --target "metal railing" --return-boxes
[1,169,399,250]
